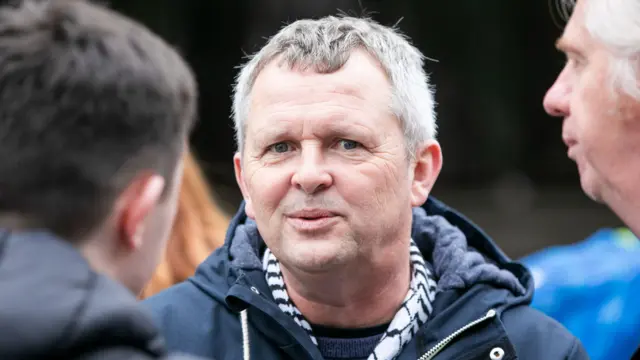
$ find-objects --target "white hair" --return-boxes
[231,15,436,157]
[560,0,640,99]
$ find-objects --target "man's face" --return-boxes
[543,0,640,205]
[234,50,440,272]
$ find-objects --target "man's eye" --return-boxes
[573,59,586,69]
[566,56,586,71]
[269,142,291,153]
[338,139,360,150]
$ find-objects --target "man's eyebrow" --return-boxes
[253,127,287,145]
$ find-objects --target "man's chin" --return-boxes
[281,246,353,273]
[579,174,603,203]
[294,254,346,273]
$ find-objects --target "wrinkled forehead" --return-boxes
[246,50,394,128]
[253,51,390,99]
[558,0,588,47]
[251,68,370,109]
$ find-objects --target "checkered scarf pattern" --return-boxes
[262,239,437,360]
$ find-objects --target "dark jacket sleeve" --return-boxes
[501,305,589,360]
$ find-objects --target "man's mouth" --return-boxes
[288,209,335,218]
[286,209,339,232]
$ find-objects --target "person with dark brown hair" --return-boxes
[0,0,203,359]
[140,152,229,299]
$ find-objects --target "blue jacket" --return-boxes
[520,228,640,360]
[143,198,588,360]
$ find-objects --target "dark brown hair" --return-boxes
[0,0,197,241]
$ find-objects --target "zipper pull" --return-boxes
[418,309,497,360]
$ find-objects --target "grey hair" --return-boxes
[231,15,436,157]
[558,0,640,99]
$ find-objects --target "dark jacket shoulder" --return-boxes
[0,230,202,360]
[144,281,234,357]
[502,305,589,359]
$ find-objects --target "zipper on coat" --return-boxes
[417,309,497,360]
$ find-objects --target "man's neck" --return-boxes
[280,249,411,329]
[605,191,640,238]
[617,211,640,240]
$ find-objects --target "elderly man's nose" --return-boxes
[543,77,570,118]
[291,151,332,194]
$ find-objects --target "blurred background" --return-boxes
[107,0,622,259]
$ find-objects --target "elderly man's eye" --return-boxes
[565,54,587,72]
[338,139,360,150]
[269,142,291,153]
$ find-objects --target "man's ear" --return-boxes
[233,152,255,219]
[410,140,442,207]
[117,172,165,250]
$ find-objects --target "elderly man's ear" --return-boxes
[410,140,442,207]
[233,152,256,219]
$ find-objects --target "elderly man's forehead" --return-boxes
[555,2,590,53]
[251,51,391,107]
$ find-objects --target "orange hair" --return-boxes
[139,152,229,299]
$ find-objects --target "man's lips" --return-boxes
[563,135,578,160]
[286,209,337,219]
[285,209,339,232]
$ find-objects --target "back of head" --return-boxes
[0,0,197,241]
[0,2,201,356]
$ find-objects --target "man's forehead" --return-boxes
[555,0,588,53]
[254,50,388,97]
[253,73,365,104]
[249,69,389,125]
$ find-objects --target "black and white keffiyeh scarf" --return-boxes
[262,239,438,360]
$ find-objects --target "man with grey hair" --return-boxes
[544,0,640,358]
[545,0,640,237]
[145,15,586,360]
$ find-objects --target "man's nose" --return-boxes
[291,146,333,195]
[543,76,571,118]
